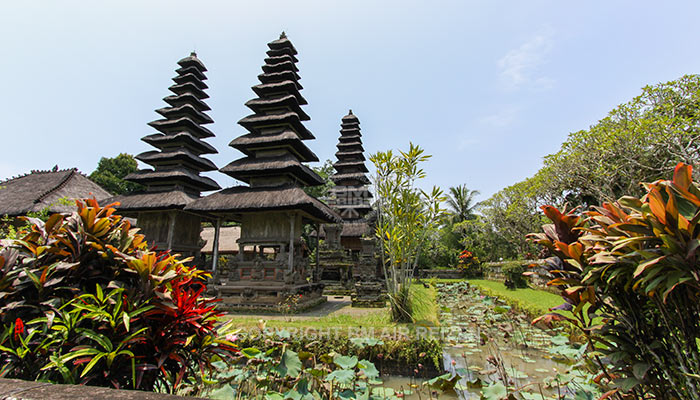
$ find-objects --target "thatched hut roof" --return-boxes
[0,168,111,216]
[106,190,200,212]
[185,184,342,224]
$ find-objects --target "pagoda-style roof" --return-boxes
[122,52,220,200]
[329,110,373,221]
[220,153,325,186]
[187,33,336,224]
[218,33,323,189]
[126,167,220,192]
[142,132,218,155]
[185,184,340,224]
[229,130,318,162]
[107,190,200,212]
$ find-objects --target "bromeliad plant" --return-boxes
[529,163,700,399]
[0,199,238,393]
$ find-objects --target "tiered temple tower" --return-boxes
[319,111,383,306]
[187,33,341,311]
[329,111,373,225]
[110,53,220,257]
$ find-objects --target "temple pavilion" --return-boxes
[186,33,341,311]
[109,52,220,258]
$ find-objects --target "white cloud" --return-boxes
[498,27,555,90]
[479,106,520,128]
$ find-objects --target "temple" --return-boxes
[186,33,342,311]
[319,111,384,306]
[108,52,220,258]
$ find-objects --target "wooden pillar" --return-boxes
[166,211,176,250]
[288,213,295,271]
[315,223,320,272]
[211,218,221,275]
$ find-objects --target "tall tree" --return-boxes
[89,153,143,195]
[446,184,480,222]
[371,143,445,322]
[303,159,335,201]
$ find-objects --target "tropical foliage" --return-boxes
[465,74,700,260]
[371,143,445,322]
[529,163,700,399]
[89,153,143,195]
[0,199,238,393]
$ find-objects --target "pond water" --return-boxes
[383,282,571,399]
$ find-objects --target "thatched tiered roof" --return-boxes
[126,53,220,196]
[329,111,373,221]
[110,53,220,211]
[0,168,111,216]
[187,33,340,224]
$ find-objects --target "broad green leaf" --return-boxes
[275,349,302,379]
[333,354,358,370]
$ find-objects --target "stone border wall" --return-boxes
[0,378,206,400]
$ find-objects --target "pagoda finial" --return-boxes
[349,109,353,115]
[280,31,287,39]
[190,51,197,57]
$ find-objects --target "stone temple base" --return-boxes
[213,282,326,313]
[351,281,386,308]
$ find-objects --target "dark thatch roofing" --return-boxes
[126,167,221,192]
[342,221,370,237]
[257,71,303,89]
[252,81,308,106]
[245,95,309,121]
[164,93,210,111]
[128,52,220,199]
[238,112,314,140]
[106,190,200,212]
[185,184,342,224]
[156,103,213,125]
[330,111,372,222]
[148,117,215,139]
[0,168,111,217]
[178,52,207,71]
[220,154,325,186]
[136,149,218,172]
[317,221,371,239]
[335,150,366,161]
[229,130,318,162]
[330,172,370,185]
[142,132,218,155]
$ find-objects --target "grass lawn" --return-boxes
[221,283,440,331]
[465,279,562,318]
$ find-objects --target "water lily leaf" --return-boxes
[358,359,379,379]
[326,369,355,385]
[275,349,301,378]
[334,354,358,370]
[481,382,507,400]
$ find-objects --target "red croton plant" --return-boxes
[528,163,700,399]
[0,199,238,393]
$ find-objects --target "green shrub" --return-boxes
[501,261,527,289]
[529,163,700,399]
[0,199,237,393]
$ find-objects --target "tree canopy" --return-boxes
[465,74,700,260]
[89,153,143,195]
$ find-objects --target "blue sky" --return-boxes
[1,1,698,201]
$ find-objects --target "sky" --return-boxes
[1,1,699,201]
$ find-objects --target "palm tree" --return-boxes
[446,185,480,222]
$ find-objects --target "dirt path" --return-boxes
[224,296,387,320]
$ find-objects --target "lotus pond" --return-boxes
[382,281,598,399]
[206,281,599,399]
